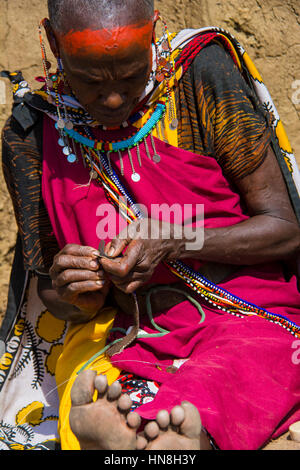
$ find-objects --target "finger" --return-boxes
[50,255,101,276]
[108,270,147,293]
[61,244,100,258]
[114,280,144,294]
[54,269,106,288]
[101,240,143,278]
[105,229,132,258]
[56,280,106,300]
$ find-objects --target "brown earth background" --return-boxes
[0,0,300,450]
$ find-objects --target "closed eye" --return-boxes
[123,66,149,81]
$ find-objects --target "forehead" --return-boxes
[57,21,153,59]
[62,46,151,82]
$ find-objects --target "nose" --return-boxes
[102,91,125,109]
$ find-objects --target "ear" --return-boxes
[152,10,160,44]
[42,18,60,58]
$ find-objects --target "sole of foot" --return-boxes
[136,401,211,450]
[69,370,141,450]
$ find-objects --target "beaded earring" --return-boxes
[38,19,53,96]
[153,11,178,130]
[39,20,73,128]
[39,20,79,163]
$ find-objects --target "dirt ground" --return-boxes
[0,0,299,450]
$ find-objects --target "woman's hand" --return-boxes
[100,219,183,294]
[47,244,110,322]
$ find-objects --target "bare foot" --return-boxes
[69,370,141,450]
[136,401,212,450]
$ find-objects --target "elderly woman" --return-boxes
[1,0,300,451]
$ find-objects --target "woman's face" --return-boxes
[55,21,154,128]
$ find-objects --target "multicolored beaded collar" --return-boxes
[53,91,171,181]
[57,98,167,153]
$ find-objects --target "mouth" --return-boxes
[87,99,140,127]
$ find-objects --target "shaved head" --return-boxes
[48,0,155,34]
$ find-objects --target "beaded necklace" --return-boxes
[55,92,170,182]
[58,98,167,153]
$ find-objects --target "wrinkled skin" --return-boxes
[40,245,109,324]
[44,17,153,128]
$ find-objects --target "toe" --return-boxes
[94,374,108,395]
[144,421,160,440]
[107,380,122,401]
[71,370,97,406]
[118,393,133,412]
[170,405,185,427]
[179,401,202,439]
[127,411,142,430]
[156,409,170,429]
[136,435,148,450]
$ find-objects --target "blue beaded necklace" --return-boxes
[55,96,170,182]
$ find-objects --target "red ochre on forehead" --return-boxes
[59,21,153,56]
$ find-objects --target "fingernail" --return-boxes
[90,261,98,268]
[96,281,105,287]
[108,247,115,257]
[92,251,100,257]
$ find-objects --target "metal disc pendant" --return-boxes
[162,40,169,51]
[159,57,167,67]
[67,153,77,163]
[170,118,178,130]
[57,118,65,129]
[65,120,74,130]
[131,172,141,183]
[63,146,72,156]
[156,72,165,83]
[58,138,65,147]
[153,154,161,163]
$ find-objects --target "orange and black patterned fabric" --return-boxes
[176,41,272,181]
[1,115,59,271]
